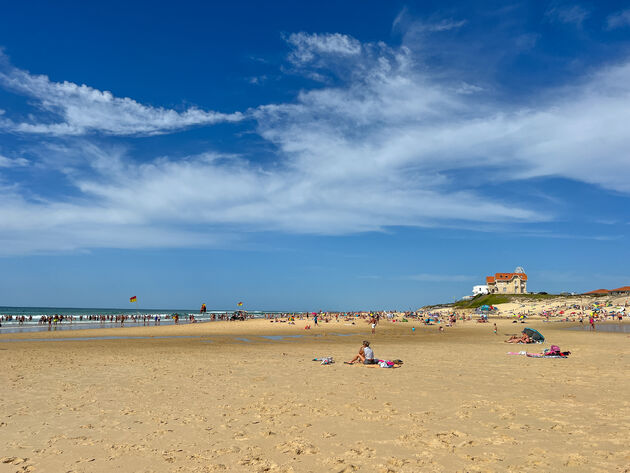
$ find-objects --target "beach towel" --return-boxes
[508,351,570,358]
[313,357,334,365]
[526,352,570,358]
[377,359,404,368]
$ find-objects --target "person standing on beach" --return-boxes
[493,323,497,335]
[589,316,595,331]
[314,314,318,326]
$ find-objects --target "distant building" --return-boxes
[583,289,609,295]
[486,268,528,294]
[584,286,630,295]
[473,285,489,296]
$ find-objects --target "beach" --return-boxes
[1,316,629,472]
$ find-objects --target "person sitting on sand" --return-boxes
[504,332,532,343]
[345,341,377,364]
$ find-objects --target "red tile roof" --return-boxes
[584,289,609,294]
[610,286,630,292]
[493,272,528,281]
[486,273,527,284]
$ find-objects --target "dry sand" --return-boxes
[1,316,629,472]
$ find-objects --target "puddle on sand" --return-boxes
[260,335,304,341]
[0,335,205,343]
[234,337,253,342]
[568,324,630,333]
[331,333,355,337]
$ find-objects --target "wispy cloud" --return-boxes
[0,154,28,168]
[414,19,467,33]
[1,28,630,254]
[286,32,361,64]
[0,53,243,136]
[545,3,590,27]
[514,33,540,50]
[606,9,630,30]
[393,9,466,35]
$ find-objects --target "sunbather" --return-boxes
[505,332,532,343]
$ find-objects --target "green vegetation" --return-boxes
[453,293,558,309]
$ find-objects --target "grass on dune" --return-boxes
[452,293,558,309]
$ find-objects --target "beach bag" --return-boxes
[378,360,394,368]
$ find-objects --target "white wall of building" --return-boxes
[473,285,489,296]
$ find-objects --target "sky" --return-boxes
[0,0,629,311]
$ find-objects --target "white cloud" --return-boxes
[261,37,630,195]
[1,33,630,254]
[0,53,243,136]
[0,140,539,255]
[286,32,361,64]
[414,19,467,33]
[606,9,630,30]
[0,155,28,168]
[455,82,484,95]
[392,10,466,35]
[545,4,590,26]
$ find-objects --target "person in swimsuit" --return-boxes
[504,332,532,343]
[346,341,377,364]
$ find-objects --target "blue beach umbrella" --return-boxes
[523,327,545,343]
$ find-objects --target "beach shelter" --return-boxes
[480,305,491,311]
[523,327,545,343]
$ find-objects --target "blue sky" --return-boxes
[0,0,629,310]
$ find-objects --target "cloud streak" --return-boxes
[606,9,630,30]
[545,3,590,26]
[0,154,28,168]
[286,32,361,64]
[0,53,243,136]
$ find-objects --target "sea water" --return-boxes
[0,306,280,334]
[569,323,630,333]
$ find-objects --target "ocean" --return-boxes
[0,306,277,334]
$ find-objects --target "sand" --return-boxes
[1,316,629,472]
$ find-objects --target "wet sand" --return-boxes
[1,318,629,472]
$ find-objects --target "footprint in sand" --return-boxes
[276,439,318,455]
[238,455,277,471]
[564,453,590,467]
[1,457,28,465]
[324,457,357,472]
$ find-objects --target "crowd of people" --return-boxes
[2,298,626,332]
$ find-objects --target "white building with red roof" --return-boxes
[485,267,528,294]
